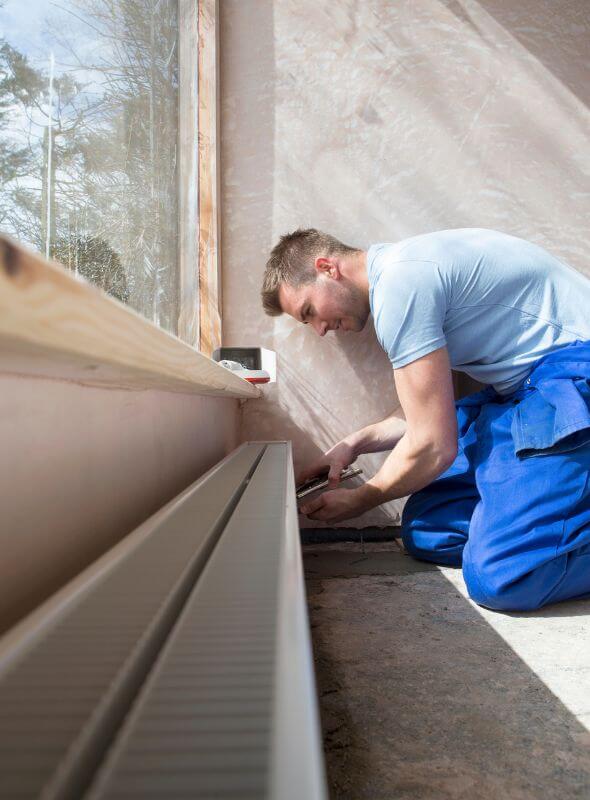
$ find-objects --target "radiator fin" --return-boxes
[0,445,265,800]
[87,444,287,799]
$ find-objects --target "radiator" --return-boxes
[0,442,327,800]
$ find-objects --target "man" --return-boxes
[261,227,590,611]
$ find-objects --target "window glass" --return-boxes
[0,0,179,333]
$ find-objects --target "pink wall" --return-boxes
[0,374,240,633]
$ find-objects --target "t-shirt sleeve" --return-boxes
[372,259,447,369]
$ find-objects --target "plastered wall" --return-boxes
[220,0,590,527]
[0,376,239,634]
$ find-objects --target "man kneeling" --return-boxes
[261,227,590,612]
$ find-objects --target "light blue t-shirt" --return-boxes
[368,228,590,394]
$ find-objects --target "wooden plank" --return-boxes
[178,0,200,348]
[0,236,259,398]
[198,0,222,357]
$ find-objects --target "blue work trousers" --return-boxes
[401,339,590,612]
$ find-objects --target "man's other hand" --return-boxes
[296,441,355,489]
[299,486,367,523]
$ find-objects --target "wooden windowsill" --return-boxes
[0,236,259,399]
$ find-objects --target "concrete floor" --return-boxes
[303,540,590,800]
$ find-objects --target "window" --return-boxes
[0,0,219,352]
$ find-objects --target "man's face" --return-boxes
[278,274,370,337]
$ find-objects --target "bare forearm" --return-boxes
[300,349,459,524]
[355,431,456,509]
[344,415,407,457]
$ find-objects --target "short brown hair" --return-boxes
[261,228,360,316]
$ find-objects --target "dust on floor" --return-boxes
[304,541,590,800]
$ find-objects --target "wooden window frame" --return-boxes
[178,0,221,357]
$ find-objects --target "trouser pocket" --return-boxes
[512,377,590,458]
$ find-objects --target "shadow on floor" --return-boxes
[303,546,438,578]
[304,543,590,800]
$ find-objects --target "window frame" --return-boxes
[178,0,201,349]
[178,0,222,357]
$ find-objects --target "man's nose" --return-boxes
[314,320,327,337]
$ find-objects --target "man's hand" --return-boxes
[295,412,408,491]
[299,486,372,523]
[296,440,355,489]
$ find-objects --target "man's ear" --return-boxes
[314,256,341,279]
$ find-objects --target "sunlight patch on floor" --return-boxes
[440,566,590,731]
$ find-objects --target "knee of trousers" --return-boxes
[401,526,438,563]
[400,501,436,562]
[400,516,464,568]
[462,556,546,612]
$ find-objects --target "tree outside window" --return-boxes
[0,0,180,333]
